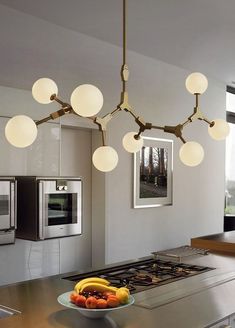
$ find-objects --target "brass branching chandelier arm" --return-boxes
[101,130,107,146]
[34,37,214,146]
[185,93,214,126]
[152,124,186,144]
[34,0,190,146]
[36,115,53,126]
[6,0,228,171]
[36,94,73,126]
[163,125,186,143]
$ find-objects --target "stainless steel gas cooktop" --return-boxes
[63,258,214,294]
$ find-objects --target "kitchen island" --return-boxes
[1,253,235,328]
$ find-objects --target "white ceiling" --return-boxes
[0,0,235,89]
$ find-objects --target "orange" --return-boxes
[85,296,97,309]
[96,298,108,309]
[107,295,120,308]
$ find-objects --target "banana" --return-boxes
[74,277,110,293]
[80,282,118,294]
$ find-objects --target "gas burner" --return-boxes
[63,258,215,295]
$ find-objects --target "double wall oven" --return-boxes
[0,177,16,245]
[16,177,82,241]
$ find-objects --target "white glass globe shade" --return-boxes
[32,78,58,104]
[70,84,103,117]
[92,146,118,172]
[5,115,38,148]
[179,141,204,167]
[122,132,144,153]
[208,119,230,140]
[185,72,208,94]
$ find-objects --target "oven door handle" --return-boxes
[39,182,45,240]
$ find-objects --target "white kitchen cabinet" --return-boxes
[0,124,92,286]
[0,118,60,176]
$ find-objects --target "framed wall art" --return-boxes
[133,137,173,208]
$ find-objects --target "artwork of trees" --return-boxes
[139,146,168,198]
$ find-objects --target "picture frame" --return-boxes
[133,137,173,208]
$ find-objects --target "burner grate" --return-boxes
[63,257,214,295]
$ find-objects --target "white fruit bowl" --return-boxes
[57,291,135,319]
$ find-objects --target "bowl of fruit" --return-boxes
[57,277,134,319]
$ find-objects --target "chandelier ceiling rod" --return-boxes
[122,0,127,93]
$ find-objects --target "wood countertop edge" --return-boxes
[191,237,235,254]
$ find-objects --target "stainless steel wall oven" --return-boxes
[16,177,82,241]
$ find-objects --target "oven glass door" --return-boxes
[39,179,82,239]
[0,195,9,216]
[0,181,12,230]
[46,193,77,226]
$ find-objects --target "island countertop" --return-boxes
[191,231,235,254]
[1,253,235,328]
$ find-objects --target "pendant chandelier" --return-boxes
[5,0,230,172]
